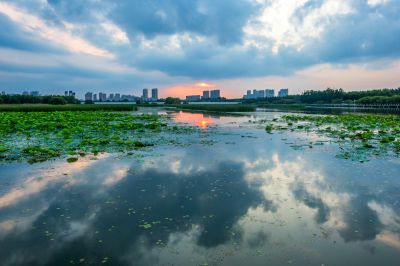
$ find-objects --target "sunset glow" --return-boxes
[173,112,212,128]
[164,82,223,99]
[196,82,212,88]
[200,120,208,128]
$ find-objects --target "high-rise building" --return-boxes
[30,91,40,96]
[65,91,68,96]
[1,91,5,95]
[109,93,114,101]
[202,90,210,100]
[99,92,107,101]
[255,90,265,98]
[210,89,220,100]
[243,90,254,99]
[93,94,97,101]
[186,95,201,101]
[244,89,274,99]
[278,88,289,97]
[85,92,93,101]
[115,93,121,101]
[151,88,158,101]
[265,89,274,98]
[142,88,149,101]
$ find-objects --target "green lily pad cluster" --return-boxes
[265,114,400,161]
[0,111,188,163]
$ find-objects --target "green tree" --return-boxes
[49,97,67,105]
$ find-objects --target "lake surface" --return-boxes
[1,109,399,266]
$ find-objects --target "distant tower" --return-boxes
[99,92,107,101]
[151,88,158,101]
[202,90,210,100]
[210,89,220,100]
[278,88,289,97]
[265,89,274,98]
[85,92,93,101]
[142,88,149,101]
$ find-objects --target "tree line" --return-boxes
[0,95,79,105]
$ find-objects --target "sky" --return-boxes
[0,0,399,99]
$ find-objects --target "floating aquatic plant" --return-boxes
[266,114,400,161]
[0,111,196,163]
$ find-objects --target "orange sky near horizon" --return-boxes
[163,82,237,99]
[161,61,400,99]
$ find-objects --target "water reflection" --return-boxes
[0,111,400,265]
[173,111,216,128]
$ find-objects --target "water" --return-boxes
[188,102,240,105]
[0,110,399,266]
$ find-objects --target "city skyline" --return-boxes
[0,1,399,98]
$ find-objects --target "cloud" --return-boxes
[293,185,330,224]
[0,158,267,265]
[0,0,399,95]
[0,2,113,58]
[109,0,258,46]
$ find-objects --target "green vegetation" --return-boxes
[0,111,169,163]
[174,104,256,112]
[357,95,400,104]
[66,157,79,163]
[0,94,79,104]
[84,100,94,104]
[265,114,400,162]
[0,104,137,112]
[258,103,307,110]
[301,88,400,104]
[265,124,273,133]
[164,97,183,104]
[48,97,67,105]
